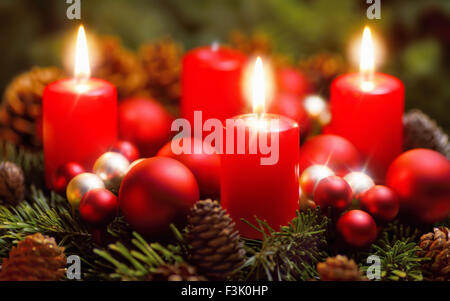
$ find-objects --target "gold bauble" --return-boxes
[343,171,375,199]
[299,165,335,198]
[66,173,105,209]
[93,152,130,193]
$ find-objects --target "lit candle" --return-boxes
[43,25,117,188]
[181,44,248,123]
[329,27,404,182]
[221,57,300,239]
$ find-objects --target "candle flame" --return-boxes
[360,26,375,91]
[252,57,265,115]
[74,25,91,81]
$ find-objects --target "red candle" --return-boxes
[329,27,404,182]
[221,58,300,239]
[43,26,117,188]
[181,45,247,123]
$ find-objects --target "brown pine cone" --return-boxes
[138,37,183,104]
[417,227,450,281]
[403,110,450,159]
[317,255,365,281]
[0,161,25,206]
[92,36,147,99]
[146,263,207,281]
[0,67,65,150]
[0,233,66,281]
[186,199,246,280]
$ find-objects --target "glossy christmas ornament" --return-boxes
[111,140,140,162]
[157,137,220,199]
[343,171,375,200]
[337,210,377,248]
[119,157,199,238]
[386,149,450,224]
[299,135,361,177]
[299,165,335,198]
[51,162,84,195]
[66,173,105,210]
[360,185,399,222]
[93,152,129,193]
[79,188,118,227]
[314,176,352,211]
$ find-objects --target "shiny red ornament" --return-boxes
[118,97,174,157]
[337,210,378,248]
[276,68,309,97]
[157,137,220,199]
[111,140,140,162]
[269,92,312,139]
[79,188,118,227]
[360,185,399,222]
[386,149,450,224]
[299,134,361,177]
[119,157,199,238]
[314,176,352,211]
[51,162,84,194]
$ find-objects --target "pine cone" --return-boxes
[417,227,450,281]
[186,199,246,280]
[317,255,365,281]
[147,263,207,281]
[138,38,182,104]
[0,67,65,149]
[0,233,66,281]
[92,36,147,99]
[0,161,25,206]
[403,110,450,159]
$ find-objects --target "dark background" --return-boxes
[0,0,449,132]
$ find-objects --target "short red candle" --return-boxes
[43,26,117,188]
[181,46,247,123]
[329,28,404,182]
[221,114,300,239]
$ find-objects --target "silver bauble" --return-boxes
[66,173,105,209]
[343,171,375,199]
[93,152,130,193]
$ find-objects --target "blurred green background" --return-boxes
[0,0,449,133]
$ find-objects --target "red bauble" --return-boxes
[80,188,118,227]
[119,157,199,238]
[269,92,312,139]
[299,134,361,177]
[111,140,140,162]
[276,68,309,97]
[360,185,399,222]
[51,162,84,194]
[337,210,378,248]
[157,137,220,199]
[314,176,352,211]
[386,149,450,224]
[118,97,174,157]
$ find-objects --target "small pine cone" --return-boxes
[417,227,450,281]
[0,233,66,281]
[186,199,246,280]
[0,161,25,206]
[403,110,450,159]
[93,36,147,99]
[138,38,183,104]
[0,67,65,149]
[147,263,207,281]
[317,255,365,281]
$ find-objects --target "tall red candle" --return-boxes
[329,27,404,182]
[181,45,247,123]
[221,58,300,239]
[43,26,117,187]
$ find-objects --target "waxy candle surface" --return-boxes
[43,78,117,187]
[221,113,300,239]
[329,73,404,182]
[181,46,247,123]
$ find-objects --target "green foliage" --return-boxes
[94,232,184,280]
[239,208,329,281]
